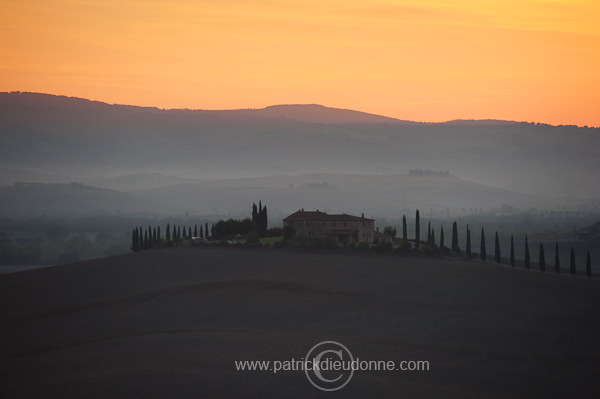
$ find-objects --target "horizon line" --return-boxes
[3,91,598,129]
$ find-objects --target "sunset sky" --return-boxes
[1,0,599,126]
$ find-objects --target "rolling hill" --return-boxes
[1,92,599,204]
[0,182,152,216]
[1,247,599,398]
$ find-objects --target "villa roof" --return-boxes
[283,210,374,222]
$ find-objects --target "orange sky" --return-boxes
[1,0,599,126]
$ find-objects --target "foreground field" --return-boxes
[1,247,599,398]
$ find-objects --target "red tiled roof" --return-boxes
[283,210,374,222]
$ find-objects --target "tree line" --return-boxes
[131,201,271,251]
[400,209,593,278]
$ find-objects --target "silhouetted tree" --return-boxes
[431,228,436,247]
[178,226,182,241]
[539,243,546,273]
[415,210,420,249]
[194,225,198,237]
[452,221,459,252]
[439,225,445,250]
[427,222,432,245]
[246,231,260,245]
[494,231,501,264]
[131,228,139,252]
[480,228,486,262]
[586,251,592,278]
[570,247,576,276]
[384,226,397,238]
[554,242,560,273]
[402,215,407,242]
[252,201,269,236]
[144,229,149,250]
[188,226,192,239]
[524,237,530,269]
[262,205,268,236]
[510,235,515,267]
[205,223,209,239]
[282,225,296,240]
[466,226,472,258]
[200,225,204,239]
[139,226,143,250]
[157,226,161,243]
[166,223,171,241]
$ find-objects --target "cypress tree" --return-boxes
[539,243,546,273]
[554,242,560,273]
[402,215,407,242]
[148,225,153,247]
[431,228,436,247]
[586,251,592,278]
[205,222,209,239]
[188,226,192,239]
[194,225,198,238]
[466,226,472,258]
[131,228,138,252]
[157,226,161,243]
[494,231,501,264]
[262,205,268,236]
[178,226,182,240]
[524,237,530,269]
[452,221,459,252]
[427,222,431,245]
[144,229,149,250]
[166,223,171,241]
[153,227,157,246]
[252,203,258,225]
[570,247,576,276]
[480,228,486,262]
[200,225,204,239]
[439,225,445,250]
[139,226,143,250]
[415,210,420,249]
[510,235,515,267]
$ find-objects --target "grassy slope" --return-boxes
[1,247,599,398]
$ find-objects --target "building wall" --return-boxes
[283,218,375,243]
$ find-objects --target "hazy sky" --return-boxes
[1,0,599,126]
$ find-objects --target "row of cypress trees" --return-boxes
[401,209,593,278]
[131,222,213,252]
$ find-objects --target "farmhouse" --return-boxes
[283,209,390,245]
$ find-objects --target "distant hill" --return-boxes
[0,182,150,216]
[0,172,559,218]
[1,92,599,204]
[126,173,558,218]
[232,104,417,125]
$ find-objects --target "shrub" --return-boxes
[357,242,370,251]
[282,225,296,241]
[246,231,260,245]
[290,235,337,249]
[274,239,290,248]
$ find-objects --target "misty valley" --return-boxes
[1,93,599,273]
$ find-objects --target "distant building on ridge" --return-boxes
[283,209,391,245]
